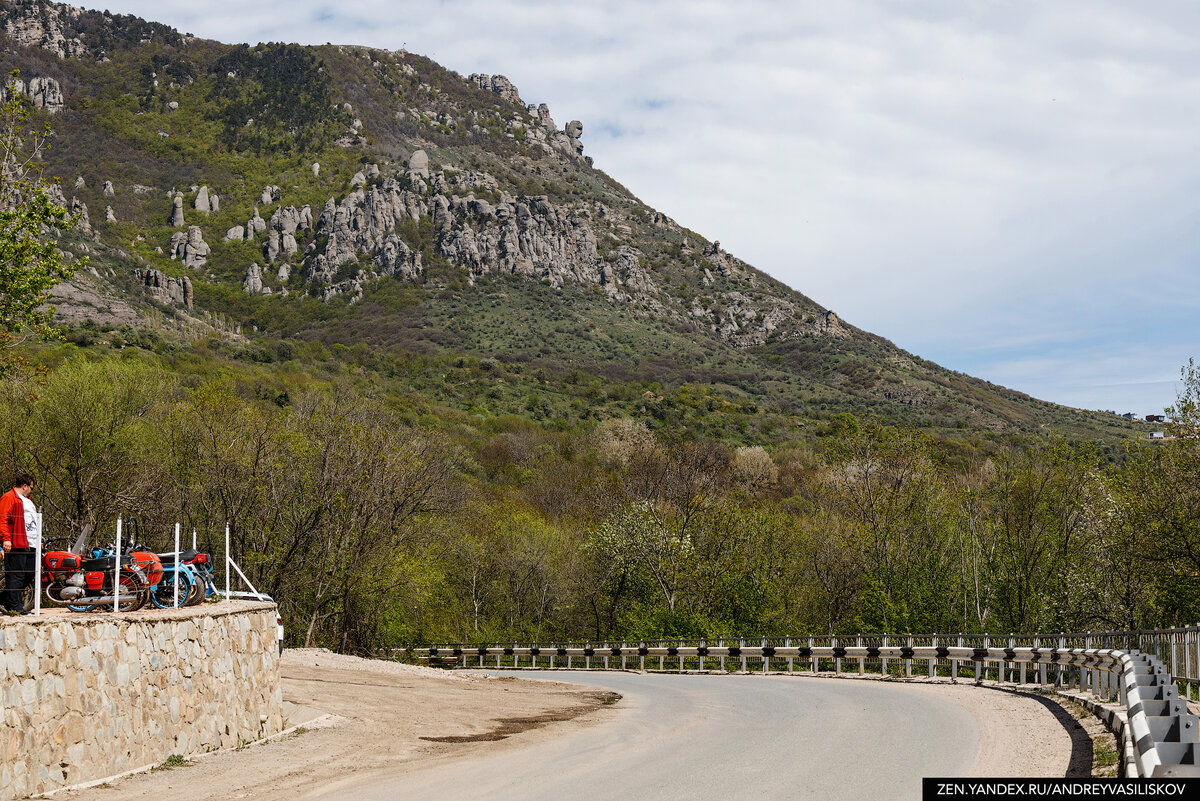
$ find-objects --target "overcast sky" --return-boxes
[95,1,1200,415]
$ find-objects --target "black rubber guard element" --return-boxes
[611,647,622,657]
[476,647,488,656]
[1004,649,1017,660]
[798,647,813,657]
[833,647,848,658]
[899,648,914,659]
[584,648,595,657]
[556,647,567,657]
[452,648,463,656]
[696,646,709,656]
[727,646,741,657]
[503,647,514,656]
[667,647,679,656]
[529,647,540,656]
[971,649,990,660]
[428,648,439,656]
[935,647,950,658]
[866,647,881,658]
[638,646,649,656]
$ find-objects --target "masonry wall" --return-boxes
[0,601,282,800]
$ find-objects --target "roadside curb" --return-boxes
[35,714,341,798]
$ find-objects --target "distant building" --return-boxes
[1146,414,1166,423]
[1122,412,1137,421]
[1149,431,1165,440]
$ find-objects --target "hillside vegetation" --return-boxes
[0,1,1182,650]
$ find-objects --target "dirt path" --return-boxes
[54,650,618,801]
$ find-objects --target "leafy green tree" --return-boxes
[0,73,77,356]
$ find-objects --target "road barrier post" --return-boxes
[808,636,816,673]
[857,634,865,676]
[881,633,889,677]
[953,634,962,681]
[224,522,231,601]
[929,634,937,679]
[786,636,793,673]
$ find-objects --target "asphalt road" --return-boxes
[317,671,983,801]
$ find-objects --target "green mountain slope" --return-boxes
[0,0,1139,444]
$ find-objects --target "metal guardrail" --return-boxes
[397,630,1200,779]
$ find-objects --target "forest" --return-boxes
[4,344,1196,654]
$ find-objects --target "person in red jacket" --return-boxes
[1,473,36,614]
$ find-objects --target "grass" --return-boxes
[153,754,191,771]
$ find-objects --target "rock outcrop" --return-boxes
[1,76,66,113]
[169,195,185,227]
[169,225,209,269]
[133,268,193,309]
[2,3,85,59]
[243,263,264,294]
[469,74,522,105]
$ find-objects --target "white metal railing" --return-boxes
[403,630,1200,779]
[25,518,273,615]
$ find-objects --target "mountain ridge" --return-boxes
[0,0,1140,444]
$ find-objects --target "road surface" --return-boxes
[306,671,1071,801]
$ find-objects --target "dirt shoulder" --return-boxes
[54,649,618,801]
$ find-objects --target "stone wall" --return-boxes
[0,601,282,800]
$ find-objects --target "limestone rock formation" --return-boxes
[408,150,430,179]
[69,197,90,235]
[169,226,209,268]
[169,195,185,227]
[133,268,193,309]
[74,175,84,189]
[225,225,245,241]
[243,263,264,294]
[1,76,67,113]
[103,180,114,197]
[105,206,115,223]
[469,74,522,105]
[2,3,85,60]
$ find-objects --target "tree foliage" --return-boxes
[0,74,77,357]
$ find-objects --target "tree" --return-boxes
[0,72,77,361]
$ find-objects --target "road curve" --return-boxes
[309,672,1002,801]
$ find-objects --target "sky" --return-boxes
[93,1,1200,415]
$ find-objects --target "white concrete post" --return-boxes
[113,516,122,613]
[173,522,181,607]
[224,522,230,601]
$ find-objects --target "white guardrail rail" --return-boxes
[397,628,1200,779]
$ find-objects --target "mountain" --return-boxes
[0,0,1138,444]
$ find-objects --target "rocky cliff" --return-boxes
[0,0,1134,438]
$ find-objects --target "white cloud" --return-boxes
[92,0,1200,414]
